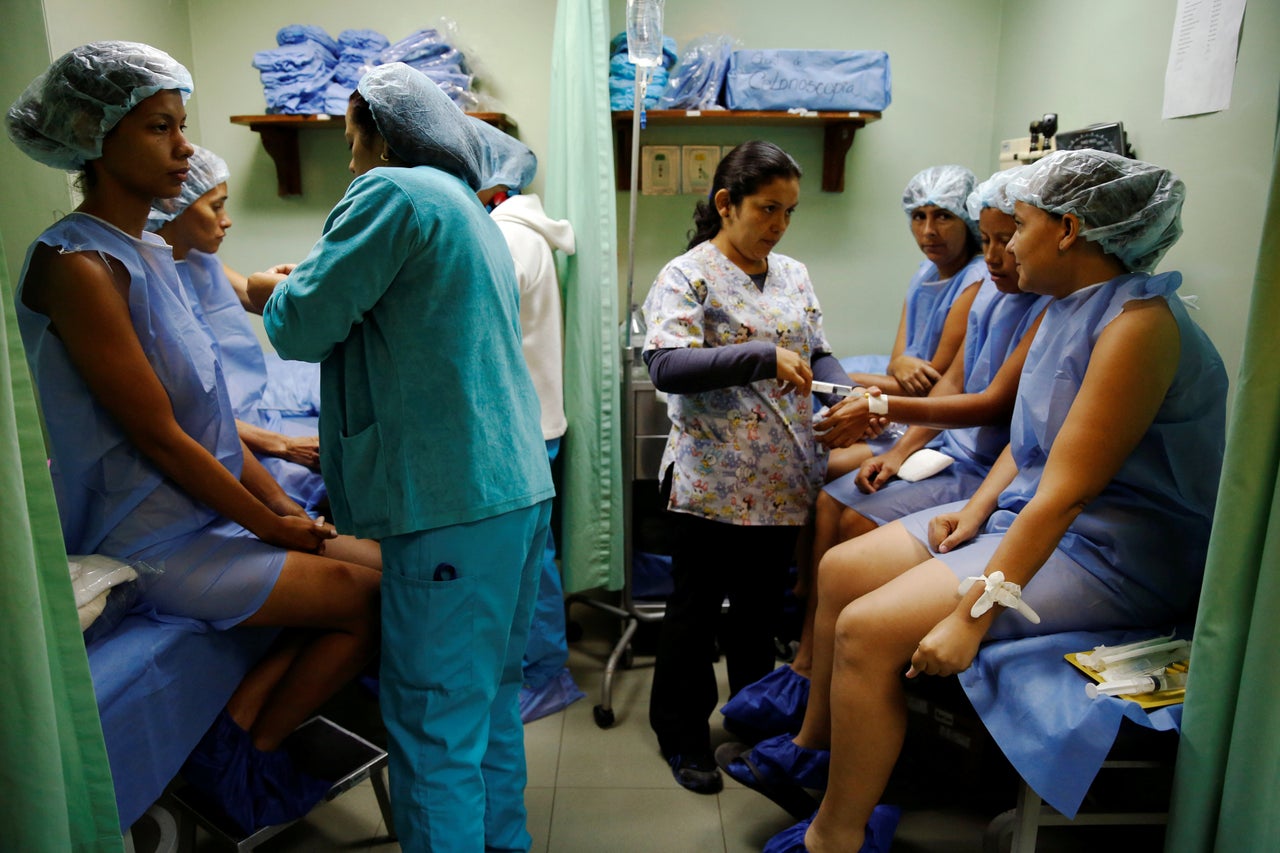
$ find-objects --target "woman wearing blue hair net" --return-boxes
[148,145,346,524]
[252,62,554,852]
[723,150,1227,853]
[6,41,381,835]
[825,165,988,481]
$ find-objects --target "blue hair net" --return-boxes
[356,62,483,189]
[147,144,230,231]
[470,117,536,192]
[966,166,1027,220]
[6,41,192,171]
[1005,149,1185,273]
[902,165,978,237]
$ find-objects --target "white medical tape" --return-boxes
[865,392,889,415]
[958,570,1041,624]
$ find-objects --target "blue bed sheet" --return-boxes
[959,628,1184,819]
[86,614,278,830]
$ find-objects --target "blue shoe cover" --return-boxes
[180,710,256,834]
[762,804,902,853]
[721,666,809,741]
[180,710,332,835]
[249,746,334,829]
[749,734,830,790]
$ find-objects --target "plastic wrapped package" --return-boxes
[608,32,677,111]
[659,33,737,110]
[70,554,161,642]
[724,49,892,112]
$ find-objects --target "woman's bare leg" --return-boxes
[236,552,381,749]
[804,559,958,853]
[794,498,882,675]
[794,522,931,750]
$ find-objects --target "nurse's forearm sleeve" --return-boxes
[644,342,776,392]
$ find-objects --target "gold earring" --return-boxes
[379,152,390,162]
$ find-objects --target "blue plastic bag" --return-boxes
[724,49,891,112]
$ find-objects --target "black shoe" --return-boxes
[666,752,724,794]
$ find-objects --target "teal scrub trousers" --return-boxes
[380,499,552,852]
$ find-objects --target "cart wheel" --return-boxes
[593,705,615,728]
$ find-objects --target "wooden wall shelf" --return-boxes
[611,109,881,193]
[230,113,515,197]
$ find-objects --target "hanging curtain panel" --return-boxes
[0,234,123,851]
[546,0,625,593]
[1166,126,1280,852]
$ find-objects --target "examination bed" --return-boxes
[958,628,1184,851]
[86,613,279,831]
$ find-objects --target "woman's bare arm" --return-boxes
[29,247,331,552]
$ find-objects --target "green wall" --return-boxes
[1,0,1275,389]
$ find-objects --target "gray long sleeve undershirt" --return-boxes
[644,344,851,406]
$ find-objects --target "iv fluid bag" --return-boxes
[626,0,665,67]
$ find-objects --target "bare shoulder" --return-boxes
[22,242,129,316]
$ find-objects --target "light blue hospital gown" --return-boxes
[176,250,325,510]
[899,271,1227,638]
[825,278,1051,521]
[842,253,987,375]
[16,214,286,628]
[642,241,833,526]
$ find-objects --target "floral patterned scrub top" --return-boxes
[642,241,832,527]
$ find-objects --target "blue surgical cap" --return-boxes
[6,41,193,171]
[147,144,230,231]
[470,116,537,192]
[966,166,1027,220]
[357,62,483,189]
[1005,149,1185,273]
[902,165,979,238]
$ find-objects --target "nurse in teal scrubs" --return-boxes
[255,62,554,853]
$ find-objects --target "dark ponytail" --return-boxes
[686,140,802,251]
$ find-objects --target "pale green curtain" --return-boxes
[545,0,625,593]
[0,235,123,849]
[1165,127,1280,850]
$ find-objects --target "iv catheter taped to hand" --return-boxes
[960,571,1041,623]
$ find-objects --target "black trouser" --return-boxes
[648,508,799,757]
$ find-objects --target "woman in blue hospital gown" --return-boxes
[148,144,331,516]
[254,62,553,853]
[7,41,380,835]
[719,150,1227,853]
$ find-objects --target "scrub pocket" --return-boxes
[337,422,389,529]
[381,568,476,692]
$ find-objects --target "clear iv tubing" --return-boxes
[623,0,663,350]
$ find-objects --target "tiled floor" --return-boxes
[159,601,1164,852]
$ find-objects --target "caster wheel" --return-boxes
[593,705,615,728]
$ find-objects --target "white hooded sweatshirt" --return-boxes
[490,194,576,440]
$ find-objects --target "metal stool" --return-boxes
[168,716,394,852]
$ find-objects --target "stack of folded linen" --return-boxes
[608,32,678,111]
[253,24,340,114]
[378,28,477,110]
[325,28,391,115]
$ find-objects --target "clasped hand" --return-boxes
[907,611,985,678]
[246,263,296,313]
[814,387,889,448]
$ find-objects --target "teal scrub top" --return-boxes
[263,165,553,539]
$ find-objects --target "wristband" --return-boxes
[865,392,889,416]
[958,571,1041,624]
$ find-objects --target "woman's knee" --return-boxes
[838,509,878,541]
[831,600,905,675]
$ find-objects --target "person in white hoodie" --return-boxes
[473,118,584,721]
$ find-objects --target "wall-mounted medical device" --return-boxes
[998,112,1058,170]
[1055,121,1133,158]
